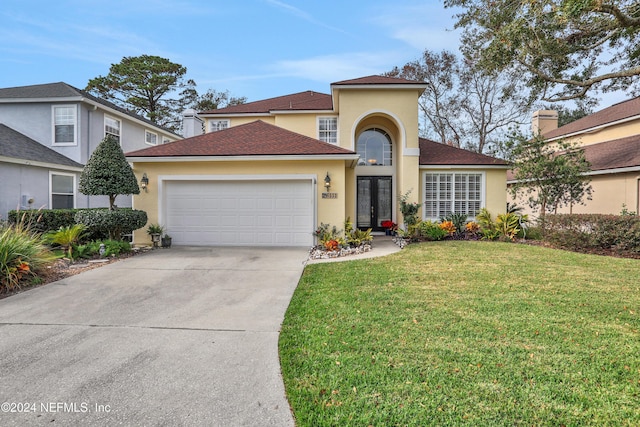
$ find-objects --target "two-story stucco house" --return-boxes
[509,99,640,216]
[0,82,181,220]
[126,75,509,247]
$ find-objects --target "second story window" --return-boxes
[209,119,229,132]
[145,130,158,146]
[105,116,121,143]
[53,105,76,145]
[356,128,392,166]
[318,117,337,144]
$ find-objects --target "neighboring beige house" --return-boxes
[509,98,640,216]
[126,76,509,247]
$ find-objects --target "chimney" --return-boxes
[532,110,558,135]
[182,109,204,138]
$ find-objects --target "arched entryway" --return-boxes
[355,126,395,231]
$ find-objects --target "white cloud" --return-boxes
[269,52,405,82]
[263,0,352,35]
[370,2,461,53]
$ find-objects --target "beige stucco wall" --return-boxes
[508,172,640,217]
[555,120,640,147]
[336,88,422,225]
[335,89,421,151]
[420,167,508,219]
[203,116,276,130]
[131,160,352,246]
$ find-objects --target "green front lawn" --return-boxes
[279,241,640,426]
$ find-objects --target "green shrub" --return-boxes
[0,223,56,291]
[74,239,131,259]
[544,214,640,253]
[8,209,77,234]
[399,191,421,227]
[75,208,147,240]
[525,226,544,240]
[103,239,131,256]
[418,220,448,241]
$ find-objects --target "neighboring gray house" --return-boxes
[0,82,181,220]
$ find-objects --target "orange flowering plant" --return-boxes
[439,220,456,235]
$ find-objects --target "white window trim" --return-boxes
[49,171,76,209]
[317,116,338,145]
[51,105,78,146]
[422,171,486,221]
[104,115,122,143]
[209,119,230,132]
[145,130,158,146]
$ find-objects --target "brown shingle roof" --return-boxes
[419,138,509,166]
[544,97,640,139]
[200,91,333,115]
[125,120,356,158]
[332,75,423,86]
[582,135,640,171]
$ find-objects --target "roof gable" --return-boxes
[201,91,333,115]
[125,120,356,158]
[0,124,83,168]
[419,138,509,166]
[544,97,640,139]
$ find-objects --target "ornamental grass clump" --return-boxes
[0,222,56,292]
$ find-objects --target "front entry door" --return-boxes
[357,176,392,231]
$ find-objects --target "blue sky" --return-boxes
[0,0,462,102]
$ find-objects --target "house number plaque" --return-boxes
[322,192,338,199]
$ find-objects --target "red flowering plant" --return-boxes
[381,220,397,231]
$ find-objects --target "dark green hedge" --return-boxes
[75,209,147,240]
[543,214,640,253]
[8,209,77,233]
[9,208,147,241]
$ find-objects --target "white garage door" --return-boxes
[164,180,314,246]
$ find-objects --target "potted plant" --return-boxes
[146,223,164,247]
[381,220,397,236]
[161,233,172,248]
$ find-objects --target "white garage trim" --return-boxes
[159,174,317,247]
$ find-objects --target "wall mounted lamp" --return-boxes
[140,173,149,192]
[324,172,331,191]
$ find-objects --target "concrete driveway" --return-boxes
[0,246,308,426]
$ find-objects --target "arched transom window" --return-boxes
[356,128,392,166]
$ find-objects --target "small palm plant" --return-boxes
[44,224,87,259]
